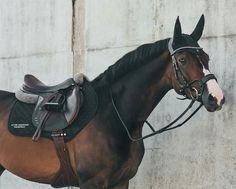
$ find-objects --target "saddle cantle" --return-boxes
[15,74,85,141]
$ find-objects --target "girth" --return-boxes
[51,131,79,188]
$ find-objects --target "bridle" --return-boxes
[110,38,217,142]
[168,38,217,101]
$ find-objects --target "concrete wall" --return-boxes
[0,0,235,189]
[0,0,73,188]
[73,0,236,188]
[0,0,73,92]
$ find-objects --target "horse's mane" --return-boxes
[92,38,169,84]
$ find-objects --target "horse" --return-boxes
[0,15,224,189]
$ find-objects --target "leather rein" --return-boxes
[110,38,217,142]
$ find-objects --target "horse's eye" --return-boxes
[179,58,187,64]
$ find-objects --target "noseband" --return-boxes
[110,38,218,142]
[168,38,217,101]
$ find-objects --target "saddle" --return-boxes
[16,74,85,141]
[14,73,92,187]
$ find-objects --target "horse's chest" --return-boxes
[111,142,145,181]
[75,123,145,187]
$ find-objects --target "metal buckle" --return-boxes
[190,87,200,100]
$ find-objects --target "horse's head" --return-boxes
[169,15,225,112]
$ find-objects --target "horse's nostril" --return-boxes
[208,94,216,103]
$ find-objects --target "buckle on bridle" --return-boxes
[190,87,200,100]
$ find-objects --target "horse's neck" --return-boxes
[112,51,172,128]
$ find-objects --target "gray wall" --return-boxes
[0,0,235,189]
[0,0,73,188]
[76,0,236,189]
[0,0,74,92]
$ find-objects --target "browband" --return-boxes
[168,38,203,56]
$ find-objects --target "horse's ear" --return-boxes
[173,16,182,45]
[190,14,205,41]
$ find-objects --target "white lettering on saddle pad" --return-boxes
[11,123,30,129]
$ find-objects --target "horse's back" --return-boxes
[0,90,15,108]
[0,90,15,130]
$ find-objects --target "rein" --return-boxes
[110,89,202,142]
[110,38,216,142]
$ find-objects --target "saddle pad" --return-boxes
[8,81,98,142]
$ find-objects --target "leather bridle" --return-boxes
[168,38,217,102]
[110,38,218,142]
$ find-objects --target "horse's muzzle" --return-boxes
[203,93,225,112]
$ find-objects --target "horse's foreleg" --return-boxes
[0,165,5,176]
[80,181,129,189]
[111,181,129,189]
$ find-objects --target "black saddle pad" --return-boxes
[8,81,98,142]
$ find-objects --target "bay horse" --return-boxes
[0,15,224,188]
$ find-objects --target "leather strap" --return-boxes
[200,73,217,84]
[51,131,79,188]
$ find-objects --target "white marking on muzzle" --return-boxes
[203,68,224,106]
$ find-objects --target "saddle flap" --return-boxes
[64,86,81,124]
[32,86,82,133]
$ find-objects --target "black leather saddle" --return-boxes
[23,74,76,93]
[16,74,85,141]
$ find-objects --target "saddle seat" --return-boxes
[23,74,76,94]
[15,74,85,141]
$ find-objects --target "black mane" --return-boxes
[92,38,169,84]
